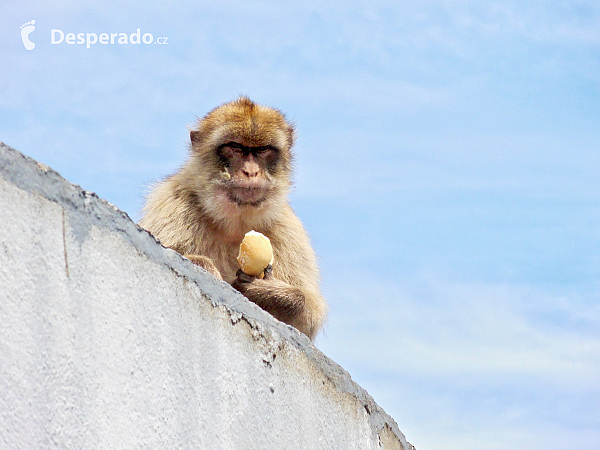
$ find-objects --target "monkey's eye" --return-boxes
[225,142,244,151]
[254,145,277,156]
[218,142,245,157]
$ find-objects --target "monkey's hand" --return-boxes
[232,265,305,324]
[184,254,223,281]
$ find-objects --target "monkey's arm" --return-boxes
[232,267,304,321]
[232,266,324,339]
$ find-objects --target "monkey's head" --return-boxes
[187,97,295,215]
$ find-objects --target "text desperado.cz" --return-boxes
[51,29,168,48]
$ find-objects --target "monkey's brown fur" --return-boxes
[139,97,327,340]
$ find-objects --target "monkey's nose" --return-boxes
[241,164,260,178]
[242,170,257,178]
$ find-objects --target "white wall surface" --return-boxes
[0,142,414,450]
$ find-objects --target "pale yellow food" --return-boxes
[237,230,274,278]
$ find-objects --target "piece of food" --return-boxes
[237,230,274,278]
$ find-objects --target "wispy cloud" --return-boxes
[319,270,600,449]
[322,271,600,378]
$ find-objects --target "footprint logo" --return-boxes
[20,20,36,50]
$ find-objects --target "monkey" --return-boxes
[139,97,327,340]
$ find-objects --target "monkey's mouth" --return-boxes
[225,185,269,206]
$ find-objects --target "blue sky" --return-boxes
[2,1,599,449]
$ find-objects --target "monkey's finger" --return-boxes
[235,269,256,283]
[263,264,274,280]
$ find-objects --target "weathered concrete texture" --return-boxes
[0,142,414,450]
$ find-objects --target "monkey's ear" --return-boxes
[190,130,201,144]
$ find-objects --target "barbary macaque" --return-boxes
[139,97,326,340]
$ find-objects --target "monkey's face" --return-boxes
[215,141,281,206]
[190,97,295,210]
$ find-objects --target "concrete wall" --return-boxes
[0,142,414,450]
